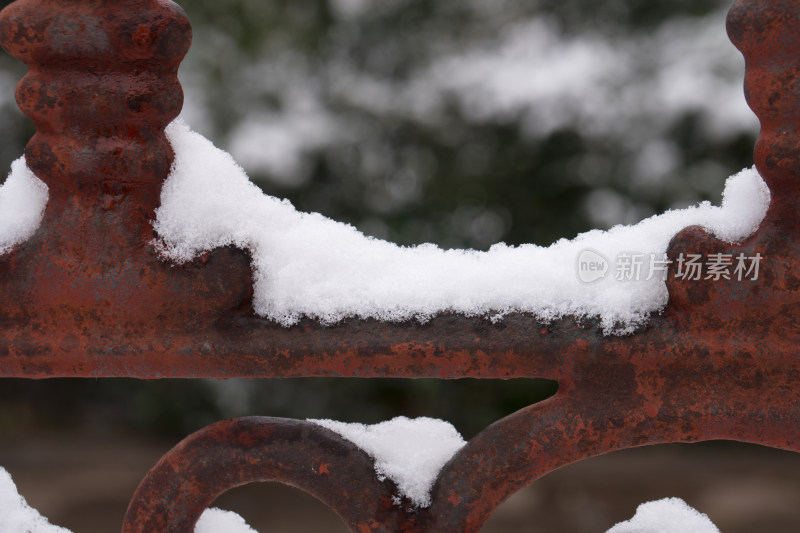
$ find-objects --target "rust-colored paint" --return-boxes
[0,0,253,366]
[122,418,410,533]
[0,0,799,531]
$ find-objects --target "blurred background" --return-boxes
[2,0,799,532]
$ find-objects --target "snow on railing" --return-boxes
[0,465,254,533]
[0,118,771,334]
[0,157,46,255]
[309,417,467,508]
[153,120,769,334]
[2,450,723,533]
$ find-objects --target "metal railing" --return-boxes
[0,0,798,531]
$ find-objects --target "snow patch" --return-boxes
[0,466,256,533]
[605,497,720,533]
[0,467,70,533]
[154,119,769,334]
[0,466,725,533]
[310,416,466,507]
[0,157,48,255]
[195,507,258,533]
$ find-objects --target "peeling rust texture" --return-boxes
[122,418,411,533]
[2,0,800,531]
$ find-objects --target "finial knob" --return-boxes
[0,0,191,203]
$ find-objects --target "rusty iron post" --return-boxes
[0,0,798,531]
[0,0,253,375]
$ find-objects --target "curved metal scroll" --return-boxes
[122,418,402,532]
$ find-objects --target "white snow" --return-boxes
[425,9,756,141]
[1,461,727,533]
[154,119,769,334]
[0,466,256,533]
[605,497,720,533]
[0,156,48,255]
[0,467,70,533]
[309,416,466,507]
[1,464,725,532]
[194,507,258,533]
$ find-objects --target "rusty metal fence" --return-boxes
[0,0,799,531]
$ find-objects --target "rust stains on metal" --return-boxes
[0,0,254,364]
[122,417,410,533]
[1,0,800,531]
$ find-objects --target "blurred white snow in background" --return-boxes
[181,8,755,189]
